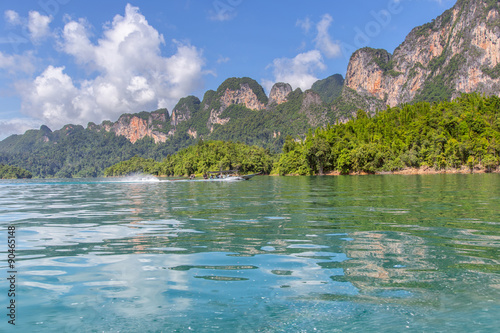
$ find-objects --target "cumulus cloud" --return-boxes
[3,10,52,41]
[314,14,341,58]
[28,11,52,41]
[21,65,80,125]
[59,17,94,65]
[5,10,21,26]
[19,4,206,130]
[263,50,325,92]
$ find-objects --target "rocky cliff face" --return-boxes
[345,0,500,109]
[205,77,269,131]
[300,90,329,127]
[220,83,267,110]
[171,103,193,127]
[269,82,292,105]
[169,96,201,136]
[345,49,391,102]
[91,109,169,144]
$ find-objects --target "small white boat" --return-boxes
[238,173,259,180]
[163,170,261,182]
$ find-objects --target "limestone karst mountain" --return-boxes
[1,0,498,178]
[343,0,500,111]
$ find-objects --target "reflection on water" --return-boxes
[0,175,499,332]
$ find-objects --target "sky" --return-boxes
[0,0,456,139]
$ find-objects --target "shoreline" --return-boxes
[377,166,500,176]
[335,166,500,176]
[274,166,500,177]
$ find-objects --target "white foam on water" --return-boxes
[115,173,160,183]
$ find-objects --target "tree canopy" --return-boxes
[2,93,499,178]
[0,164,32,179]
[274,93,500,175]
[104,140,275,177]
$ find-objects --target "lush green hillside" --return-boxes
[0,82,316,178]
[209,88,312,150]
[173,96,201,115]
[104,140,275,177]
[274,93,500,175]
[0,164,32,179]
[3,1,498,180]
[4,92,499,178]
[0,125,195,178]
[311,74,344,104]
[102,156,158,177]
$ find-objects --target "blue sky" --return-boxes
[0,0,455,139]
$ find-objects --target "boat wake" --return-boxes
[104,172,258,183]
[163,177,243,183]
[114,173,160,183]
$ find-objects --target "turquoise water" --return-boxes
[0,174,499,332]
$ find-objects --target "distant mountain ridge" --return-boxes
[83,76,335,145]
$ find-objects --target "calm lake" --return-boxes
[0,174,499,332]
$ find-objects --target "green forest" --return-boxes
[1,93,499,179]
[275,93,500,175]
[104,140,275,177]
[0,164,32,179]
[0,124,196,178]
[104,93,500,177]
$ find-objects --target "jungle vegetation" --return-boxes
[1,93,499,178]
[104,140,275,177]
[0,164,32,179]
[274,93,500,175]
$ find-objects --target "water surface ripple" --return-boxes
[0,175,499,332]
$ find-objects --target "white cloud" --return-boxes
[19,4,206,130]
[314,14,341,58]
[208,10,237,22]
[263,13,340,92]
[22,65,79,124]
[263,50,325,92]
[0,118,41,140]
[217,56,230,64]
[3,10,52,42]
[296,17,312,33]
[163,41,205,97]
[0,51,36,75]
[5,10,21,26]
[127,76,155,104]
[59,18,94,65]
[28,11,52,41]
